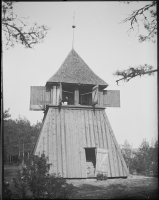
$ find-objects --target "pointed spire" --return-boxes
[72,12,76,49]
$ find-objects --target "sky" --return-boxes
[3,1,157,148]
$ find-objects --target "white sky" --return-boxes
[3,1,157,148]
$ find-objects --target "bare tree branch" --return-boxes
[2,1,50,50]
[120,1,157,43]
[114,2,157,85]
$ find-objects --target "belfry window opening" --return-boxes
[62,86,74,105]
[79,88,92,106]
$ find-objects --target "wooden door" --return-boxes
[95,148,109,176]
[103,90,120,107]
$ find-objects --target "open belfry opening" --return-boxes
[30,21,129,178]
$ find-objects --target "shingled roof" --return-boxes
[46,49,108,87]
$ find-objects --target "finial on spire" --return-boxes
[72,12,76,28]
[72,12,76,49]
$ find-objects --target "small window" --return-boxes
[79,88,92,106]
[62,86,74,105]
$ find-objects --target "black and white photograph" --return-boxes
[2,1,158,199]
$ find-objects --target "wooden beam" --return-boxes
[74,87,79,105]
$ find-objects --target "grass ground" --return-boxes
[68,177,158,199]
[4,164,159,199]
[4,164,22,182]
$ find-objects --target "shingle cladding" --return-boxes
[46,49,108,87]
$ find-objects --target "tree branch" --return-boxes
[120,1,157,43]
[2,1,50,49]
[114,66,157,85]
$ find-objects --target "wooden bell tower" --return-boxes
[30,49,129,178]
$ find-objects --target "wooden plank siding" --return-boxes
[52,107,57,174]
[84,110,91,147]
[30,86,46,110]
[103,90,120,107]
[60,109,67,177]
[56,108,62,175]
[34,107,128,178]
[65,109,70,177]
[96,110,103,149]
[103,112,129,176]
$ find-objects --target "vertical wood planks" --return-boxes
[67,109,73,177]
[92,110,99,147]
[47,109,51,161]
[72,109,78,177]
[30,86,46,110]
[76,109,81,177]
[88,110,95,147]
[104,113,129,176]
[103,111,115,177]
[56,108,62,175]
[34,106,128,178]
[52,108,57,174]
[78,109,84,177]
[84,110,90,147]
[100,111,108,150]
[99,111,111,177]
[81,110,87,147]
[103,90,120,107]
[117,152,123,176]
[49,108,54,174]
[110,133,119,177]
[65,109,70,177]
[60,109,67,177]
[78,109,86,177]
[80,110,87,177]
[96,110,103,148]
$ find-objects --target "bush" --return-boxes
[4,179,13,199]
[96,172,108,181]
[4,154,74,199]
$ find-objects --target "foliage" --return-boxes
[2,1,50,50]
[149,140,158,175]
[114,1,157,84]
[96,173,108,181]
[121,139,158,176]
[4,154,74,199]
[113,65,157,85]
[134,139,158,175]
[120,140,134,173]
[3,108,11,120]
[120,1,157,43]
[3,108,42,164]
[4,179,13,199]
